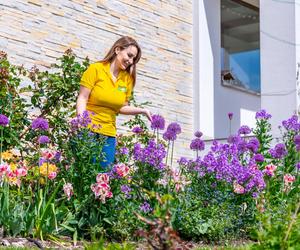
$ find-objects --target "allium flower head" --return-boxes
[255,109,272,120]
[0,114,9,127]
[247,138,260,153]
[150,114,165,130]
[194,131,203,138]
[238,125,251,135]
[32,117,49,131]
[190,138,205,151]
[38,135,50,144]
[228,112,233,120]
[132,126,143,134]
[296,162,300,170]
[166,122,181,135]
[254,154,264,162]
[163,130,177,141]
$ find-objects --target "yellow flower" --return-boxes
[10,163,17,171]
[2,151,13,160]
[39,177,45,185]
[39,163,57,176]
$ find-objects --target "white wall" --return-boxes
[260,0,298,136]
[195,0,261,139]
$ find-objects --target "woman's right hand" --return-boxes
[143,109,152,122]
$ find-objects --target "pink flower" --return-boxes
[48,172,57,180]
[91,175,113,203]
[16,167,27,177]
[63,183,73,201]
[284,174,295,184]
[233,181,245,194]
[115,163,130,178]
[96,173,109,183]
[42,149,55,160]
[264,164,277,177]
[0,163,9,176]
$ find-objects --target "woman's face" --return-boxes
[115,45,138,70]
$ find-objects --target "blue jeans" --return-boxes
[99,135,116,169]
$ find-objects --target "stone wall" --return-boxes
[0,0,193,158]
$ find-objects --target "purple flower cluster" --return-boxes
[190,138,205,151]
[140,201,152,213]
[187,137,266,194]
[269,143,288,159]
[70,111,92,131]
[294,135,300,151]
[38,135,50,144]
[150,114,165,130]
[120,184,132,198]
[0,114,9,127]
[247,138,260,153]
[163,122,181,141]
[133,140,167,170]
[296,162,300,170]
[253,153,264,162]
[118,147,129,155]
[190,131,205,151]
[255,109,272,120]
[32,117,49,131]
[238,125,251,135]
[132,126,143,134]
[282,115,300,132]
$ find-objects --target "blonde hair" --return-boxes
[100,36,141,86]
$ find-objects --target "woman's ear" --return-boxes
[115,47,121,55]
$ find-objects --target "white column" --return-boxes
[260,0,299,136]
[194,0,220,139]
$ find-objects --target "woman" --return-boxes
[76,36,151,168]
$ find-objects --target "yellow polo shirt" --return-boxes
[80,62,133,137]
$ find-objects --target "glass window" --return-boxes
[221,0,260,93]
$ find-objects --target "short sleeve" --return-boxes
[80,64,98,89]
[126,76,134,102]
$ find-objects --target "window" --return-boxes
[221,0,260,93]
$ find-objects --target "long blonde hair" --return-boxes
[100,36,141,86]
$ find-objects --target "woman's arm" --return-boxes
[119,103,152,122]
[76,86,91,115]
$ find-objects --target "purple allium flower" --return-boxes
[228,112,233,120]
[227,134,241,144]
[119,147,129,155]
[178,157,188,166]
[282,115,300,132]
[0,114,9,127]
[38,135,50,144]
[166,122,181,135]
[132,126,143,134]
[163,130,177,141]
[254,154,264,162]
[255,109,272,120]
[39,157,47,166]
[140,201,152,213]
[296,162,300,170]
[269,143,288,159]
[247,138,260,153]
[252,192,259,198]
[32,117,49,131]
[294,135,300,145]
[150,114,165,130]
[120,184,132,198]
[238,125,251,135]
[190,138,205,151]
[194,131,203,138]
